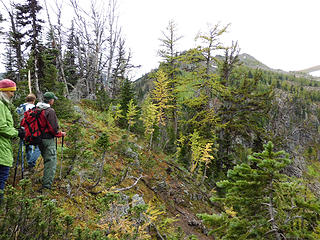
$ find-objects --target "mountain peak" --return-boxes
[238,53,271,70]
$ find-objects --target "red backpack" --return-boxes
[20,107,48,145]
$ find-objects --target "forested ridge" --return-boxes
[0,0,320,239]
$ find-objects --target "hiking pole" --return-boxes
[59,136,64,179]
[21,140,24,179]
[13,139,23,186]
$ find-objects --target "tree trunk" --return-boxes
[34,55,41,100]
[268,181,281,240]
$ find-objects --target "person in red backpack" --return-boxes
[0,79,25,202]
[16,93,41,174]
[36,92,66,191]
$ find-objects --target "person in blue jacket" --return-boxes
[16,93,41,173]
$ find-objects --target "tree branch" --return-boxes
[113,175,144,192]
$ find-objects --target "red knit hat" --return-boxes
[0,79,17,91]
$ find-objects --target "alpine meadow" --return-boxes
[0,0,320,239]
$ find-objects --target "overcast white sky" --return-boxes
[117,0,320,78]
[1,0,319,78]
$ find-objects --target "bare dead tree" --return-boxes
[44,0,69,97]
[67,0,133,99]
[69,0,121,97]
[105,0,121,98]
[70,0,92,96]
[89,0,108,93]
[26,0,42,100]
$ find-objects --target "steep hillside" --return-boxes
[1,89,320,239]
[2,52,320,239]
[268,89,320,177]
[1,101,215,239]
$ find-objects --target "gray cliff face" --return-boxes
[268,89,320,177]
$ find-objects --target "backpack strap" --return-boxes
[35,109,45,137]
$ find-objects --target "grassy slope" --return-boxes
[8,101,214,239]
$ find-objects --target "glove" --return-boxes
[17,127,25,139]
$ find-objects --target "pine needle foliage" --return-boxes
[140,96,158,149]
[215,70,273,176]
[199,142,320,239]
[0,180,75,240]
[126,99,138,131]
[95,103,123,129]
[152,69,172,127]
[189,130,217,185]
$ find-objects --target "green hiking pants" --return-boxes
[39,138,57,189]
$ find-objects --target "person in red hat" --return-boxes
[0,79,25,203]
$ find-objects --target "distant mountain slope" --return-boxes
[214,53,271,71]
[298,65,320,73]
[134,52,320,99]
[237,53,271,70]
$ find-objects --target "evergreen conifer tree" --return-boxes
[3,47,16,80]
[216,70,272,177]
[140,96,158,149]
[16,0,44,97]
[158,20,183,151]
[196,24,228,77]
[110,38,134,99]
[63,21,79,90]
[199,142,320,239]
[152,69,172,127]
[2,5,25,81]
[126,99,138,131]
[0,13,4,35]
[217,41,240,86]
[118,78,135,127]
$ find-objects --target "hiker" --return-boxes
[0,79,25,201]
[36,92,66,191]
[16,93,41,173]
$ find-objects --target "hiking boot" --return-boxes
[42,189,51,196]
[37,187,51,196]
[34,177,42,184]
[24,167,35,176]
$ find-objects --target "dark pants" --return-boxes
[0,165,10,200]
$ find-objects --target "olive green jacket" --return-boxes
[0,100,18,167]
